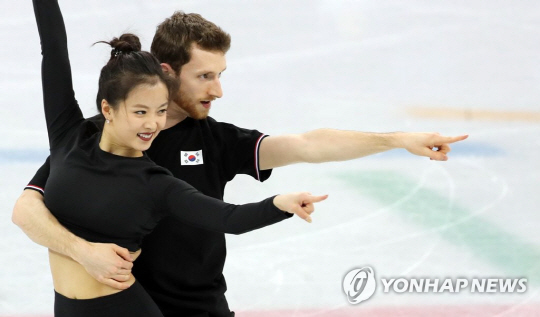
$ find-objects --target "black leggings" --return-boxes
[54,280,163,316]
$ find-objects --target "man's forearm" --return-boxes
[299,129,399,163]
[259,129,400,169]
[12,189,88,262]
[13,189,135,289]
[259,129,467,169]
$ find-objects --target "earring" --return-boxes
[106,119,110,123]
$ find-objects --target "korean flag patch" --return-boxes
[181,150,204,165]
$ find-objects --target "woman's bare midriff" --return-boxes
[49,249,140,299]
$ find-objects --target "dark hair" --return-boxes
[95,33,178,114]
[151,11,231,73]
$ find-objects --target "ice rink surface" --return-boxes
[1,0,540,316]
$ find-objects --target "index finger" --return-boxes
[438,134,468,144]
[305,194,328,204]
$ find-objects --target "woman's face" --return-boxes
[105,82,169,156]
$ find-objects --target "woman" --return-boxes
[32,0,327,316]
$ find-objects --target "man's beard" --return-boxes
[175,93,209,120]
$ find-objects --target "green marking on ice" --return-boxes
[338,170,540,283]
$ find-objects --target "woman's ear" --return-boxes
[101,99,112,123]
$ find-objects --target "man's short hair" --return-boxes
[151,11,231,73]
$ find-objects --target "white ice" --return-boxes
[1,0,539,316]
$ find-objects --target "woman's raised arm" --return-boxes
[33,0,84,149]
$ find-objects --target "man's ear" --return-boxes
[161,63,177,77]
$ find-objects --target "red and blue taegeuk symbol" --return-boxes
[188,155,196,162]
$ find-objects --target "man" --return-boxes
[12,10,467,317]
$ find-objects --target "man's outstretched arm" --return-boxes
[259,130,468,169]
[12,189,135,290]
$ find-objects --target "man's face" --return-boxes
[174,44,227,120]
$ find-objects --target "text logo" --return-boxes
[343,267,377,304]
[380,278,527,294]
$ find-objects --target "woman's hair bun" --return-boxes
[109,33,142,53]
[95,33,142,59]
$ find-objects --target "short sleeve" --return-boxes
[209,119,272,182]
[24,156,50,195]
